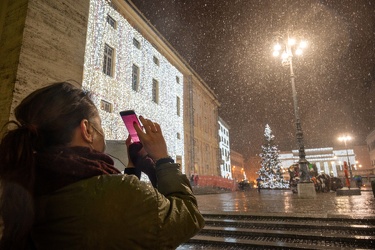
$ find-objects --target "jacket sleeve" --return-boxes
[154,162,205,249]
[135,156,157,188]
[128,143,158,187]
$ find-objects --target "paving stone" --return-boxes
[195,187,375,218]
[336,187,361,196]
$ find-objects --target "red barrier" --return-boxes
[192,175,237,191]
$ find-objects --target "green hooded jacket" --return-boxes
[31,163,205,249]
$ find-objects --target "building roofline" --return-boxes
[218,116,230,129]
[118,0,219,102]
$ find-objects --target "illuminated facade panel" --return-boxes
[231,150,245,181]
[218,117,232,179]
[279,147,357,177]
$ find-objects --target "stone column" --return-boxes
[0,0,90,135]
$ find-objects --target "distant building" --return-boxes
[231,150,245,181]
[185,74,221,177]
[279,146,372,178]
[246,155,262,182]
[365,130,375,176]
[218,117,231,179]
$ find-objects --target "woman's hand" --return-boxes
[133,116,169,162]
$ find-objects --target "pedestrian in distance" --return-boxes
[190,174,195,186]
[0,82,204,250]
[355,175,362,189]
[194,174,199,186]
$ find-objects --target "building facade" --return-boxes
[278,146,370,178]
[218,117,232,179]
[82,0,185,169]
[0,0,221,176]
[365,129,375,176]
[247,155,262,183]
[184,74,221,176]
[0,0,90,133]
[231,150,246,181]
[84,0,221,175]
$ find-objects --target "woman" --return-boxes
[0,82,204,249]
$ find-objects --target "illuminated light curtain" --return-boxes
[324,162,329,175]
[82,0,185,172]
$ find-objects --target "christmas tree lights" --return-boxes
[257,124,289,189]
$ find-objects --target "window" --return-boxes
[176,76,180,83]
[176,96,181,116]
[103,44,114,76]
[133,38,140,49]
[153,56,159,66]
[100,100,113,113]
[106,15,116,29]
[152,79,159,103]
[132,64,139,91]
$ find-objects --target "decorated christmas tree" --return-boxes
[257,124,289,189]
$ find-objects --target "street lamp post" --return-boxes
[338,135,353,180]
[273,35,310,182]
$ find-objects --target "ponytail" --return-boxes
[0,122,37,190]
[0,123,38,250]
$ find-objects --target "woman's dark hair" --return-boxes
[0,82,98,249]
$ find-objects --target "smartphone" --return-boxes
[119,110,142,142]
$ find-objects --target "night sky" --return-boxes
[130,0,375,158]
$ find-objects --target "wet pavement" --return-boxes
[195,187,375,219]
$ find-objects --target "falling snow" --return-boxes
[131,0,375,157]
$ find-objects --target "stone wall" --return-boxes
[0,0,90,133]
[0,0,28,133]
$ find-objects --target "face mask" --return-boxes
[90,122,106,152]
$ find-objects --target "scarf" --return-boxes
[34,146,120,196]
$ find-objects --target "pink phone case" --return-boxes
[120,110,141,142]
